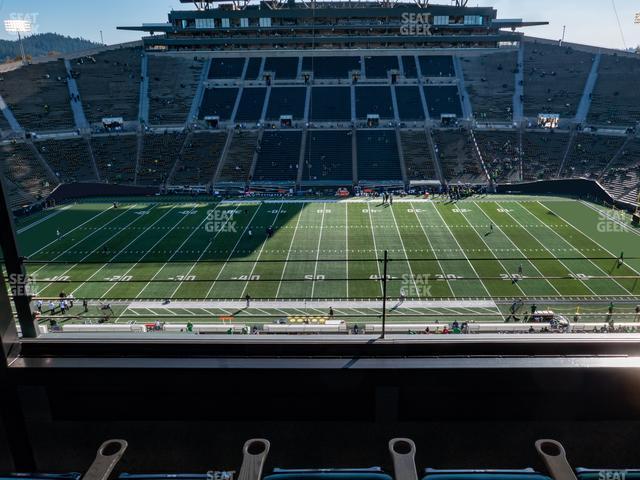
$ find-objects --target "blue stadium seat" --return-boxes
[235,87,267,123]
[208,58,245,79]
[253,131,302,182]
[356,130,402,181]
[267,87,307,120]
[245,57,262,80]
[303,56,361,79]
[423,86,463,117]
[265,468,393,480]
[199,88,239,120]
[401,56,418,78]
[423,470,551,480]
[395,86,425,120]
[310,87,351,121]
[365,56,399,78]
[265,57,299,80]
[303,130,353,183]
[418,56,455,77]
[355,86,394,119]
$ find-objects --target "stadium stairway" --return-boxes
[452,56,473,121]
[513,43,524,124]
[63,59,89,131]
[575,53,601,124]
[0,95,21,132]
[188,58,212,126]
[139,53,150,125]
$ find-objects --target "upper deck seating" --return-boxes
[264,57,299,80]
[37,138,96,183]
[0,141,53,199]
[461,51,517,122]
[419,56,455,77]
[91,133,138,184]
[364,56,399,78]
[423,86,463,118]
[218,130,258,184]
[310,87,351,122]
[253,131,302,182]
[0,61,74,132]
[74,48,141,123]
[302,56,361,79]
[474,130,520,182]
[173,131,227,185]
[588,55,640,127]
[244,57,262,81]
[235,88,267,123]
[137,132,186,185]
[432,129,484,183]
[523,42,594,119]
[208,58,245,79]
[395,86,425,121]
[400,129,436,181]
[148,55,204,125]
[199,88,239,120]
[355,86,393,119]
[266,87,307,121]
[521,131,569,181]
[356,130,402,181]
[401,56,418,78]
[303,130,353,183]
[562,133,624,179]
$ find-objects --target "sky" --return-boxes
[0,0,638,50]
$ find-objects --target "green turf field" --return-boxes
[12,195,640,327]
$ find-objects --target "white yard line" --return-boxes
[457,206,527,297]
[367,202,384,296]
[205,205,264,298]
[137,204,216,298]
[18,204,73,234]
[240,203,284,298]
[310,202,327,299]
[527,202,634,293]
[388,205,421,298]
[486,203,563,297]
[26,204,118,257]
[275,204,304,298]
[345,203,349,299]
[69,204,184,296]
[427,202,493,299]
[505,205,598,295]
[409,201,454,296]
[30,204,140,277]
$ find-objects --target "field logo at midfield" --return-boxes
[596,208,626,233]
[205,209,238,234]
[400,12,432,36]
[402,273,432,297]
[8,273,38,297]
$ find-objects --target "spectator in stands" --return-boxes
[635,305,640,322]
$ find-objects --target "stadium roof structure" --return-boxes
[119,0,548,50]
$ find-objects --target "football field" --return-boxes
[12,195,640,327]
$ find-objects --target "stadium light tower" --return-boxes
[4,19,32,65]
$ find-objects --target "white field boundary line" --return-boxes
[580,200,640,237]
[533,201,640,280]
[275,203,305,298]
[96,204,203,299]
[137,204,225,299]
[69,204,183,296]
[427,202,494,300]
[33,205,152,293]
[409,201,455,296]
[240,203,285,299]
[29,204,140,277]
[388,205,421,299]
[345,203,349,298]
[205,205,264,298]
[17,204,73,234]
[367,202,384,296]
[500,205,598,295]
[25,204,115,257]
[472,201,562,297]
[457,204,529,298]
[310,202,327,299]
